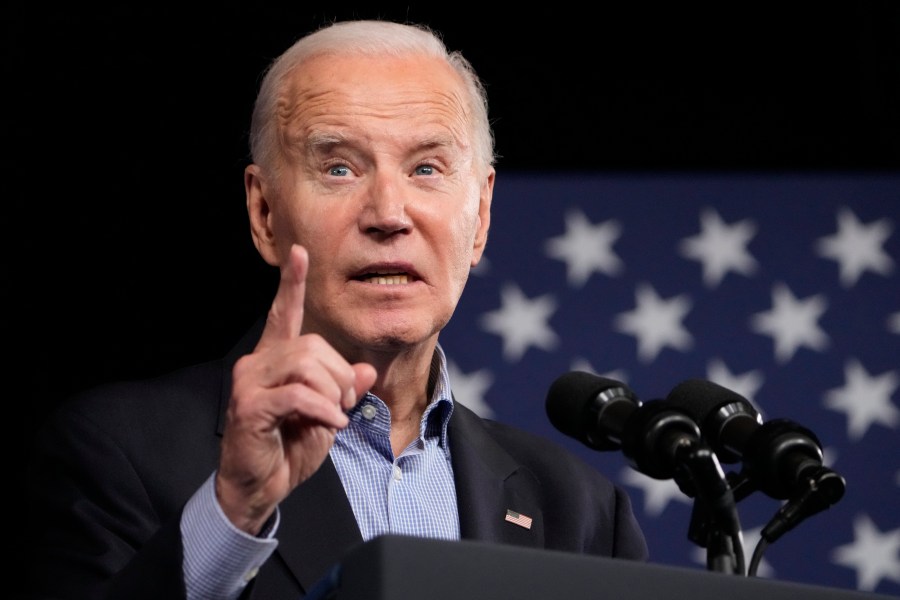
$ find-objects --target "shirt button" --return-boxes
[392,465,402,481]
[361,404,377,420]
[243,566,260,582]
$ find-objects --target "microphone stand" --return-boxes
[616,399,746,575]
[675,441,746,576]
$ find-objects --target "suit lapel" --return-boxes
[449,403,545,548]
[275,458,363,591]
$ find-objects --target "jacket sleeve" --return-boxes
[23,405,189,600]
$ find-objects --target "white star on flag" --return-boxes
[480,283,559,362]
[750,282,829,363]
[815,206,894,288]
[614,283,693,363]
[446,360,494,418]
[679,207,759,288]
[823,358,900,441]
[830,513,900,591]
[545,208,623,286]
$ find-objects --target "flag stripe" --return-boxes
[505,509,533,529]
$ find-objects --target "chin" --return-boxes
[366,326,427,348]
[357,318,445,353]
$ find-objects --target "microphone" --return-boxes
[545,371,639,452]
[546,371,746,574]
[666,378,846,504]
[545,371,703,480]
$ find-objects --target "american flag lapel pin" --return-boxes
[504,509,533,530]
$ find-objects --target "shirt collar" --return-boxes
[423,343,454,448]
[351,343,455,448]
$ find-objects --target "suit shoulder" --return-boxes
[40,358,225,443]
[469,412,617,488]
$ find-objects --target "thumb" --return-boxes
[341,363,378,411]
[352,363,378,398]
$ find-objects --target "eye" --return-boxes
[328,165,351,177]
[414,164,435,176]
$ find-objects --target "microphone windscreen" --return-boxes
[545,371,629,440]
[666,378,751,423]
[667,378,759,463]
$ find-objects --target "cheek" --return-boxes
[442,211,480,275]
[271,194,334,253]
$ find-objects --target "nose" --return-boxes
[359,174,412,235]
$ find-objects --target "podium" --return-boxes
[312,535,891,600]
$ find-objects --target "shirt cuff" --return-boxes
[181,472,280,600]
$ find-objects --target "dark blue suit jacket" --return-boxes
[24,318,648,599]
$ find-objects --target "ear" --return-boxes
[470,167,495,267]
[245,164,280,266]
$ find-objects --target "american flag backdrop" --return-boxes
[438,172,900,596]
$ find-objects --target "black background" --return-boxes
[6,2,899,590]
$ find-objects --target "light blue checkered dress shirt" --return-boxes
[181,345,460,599]
[330,345,461,541]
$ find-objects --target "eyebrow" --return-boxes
[306,131,348,153]
[305,130,461,155]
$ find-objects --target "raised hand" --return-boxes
[216,244,377,534]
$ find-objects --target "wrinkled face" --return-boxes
[246,52,493,358]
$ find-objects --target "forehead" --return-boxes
[277,53,473,148]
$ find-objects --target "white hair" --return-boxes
[248,20,495,176]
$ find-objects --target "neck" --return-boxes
[366,344,441,456]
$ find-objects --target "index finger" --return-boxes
[258,244,308,347]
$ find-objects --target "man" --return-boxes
[24,19,647,600]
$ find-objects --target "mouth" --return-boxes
[352,263,420,286]
[358,271,411,285]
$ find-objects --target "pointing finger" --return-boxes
[258,244,308,348]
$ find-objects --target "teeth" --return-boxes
[363,274,409,285]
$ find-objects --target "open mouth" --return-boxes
[357,271,411,285]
